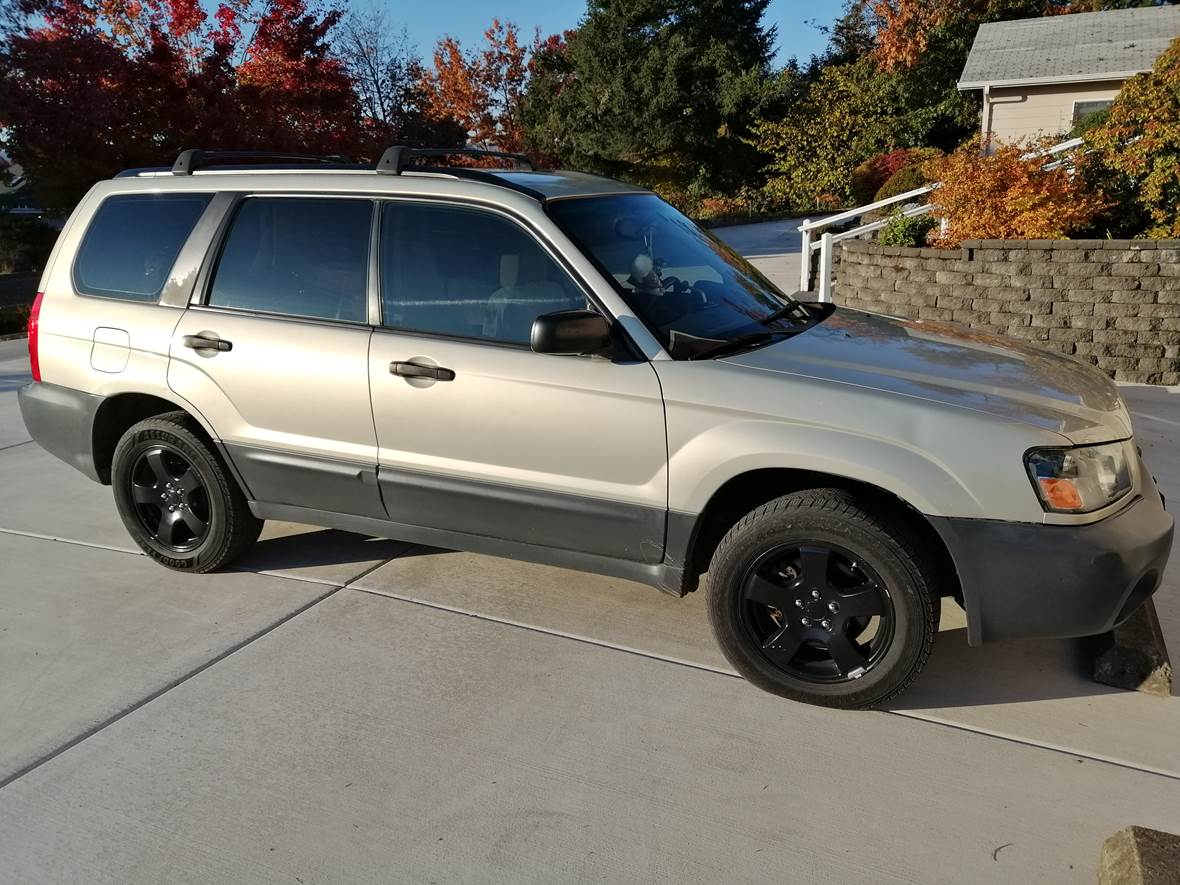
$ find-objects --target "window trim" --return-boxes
[374,196,608,350]
[1071,98,1114,126]
[71,191,216,304]
[195,193,377,328]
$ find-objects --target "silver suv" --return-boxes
[18,148,1174,708]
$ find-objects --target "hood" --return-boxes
[724,308,1131,444]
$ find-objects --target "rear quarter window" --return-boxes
[73,193,212,301]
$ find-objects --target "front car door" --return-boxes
[367,199,668,564]
[169,195,385,519]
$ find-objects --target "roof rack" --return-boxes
[171,149,351,175]
[376,146,534,175]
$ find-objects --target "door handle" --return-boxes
[390,360,455,381]
[390,361,455,381]
[182,334,232,352]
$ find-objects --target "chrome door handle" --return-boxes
[182,334,232,352]
[390,361,455,381]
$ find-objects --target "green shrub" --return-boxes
[0,305,31,337]
[875,159,935,201]
[1070,107,1110,139]
[878,211,937,247]
[0,214,57,274]
[851,147,943,204]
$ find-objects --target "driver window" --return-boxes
[380,201,587,345]
[207,197,372,323]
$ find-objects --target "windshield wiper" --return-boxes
[759,299,811,326]
[688,331,784,361]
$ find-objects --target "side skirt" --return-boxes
[250,501,689,596]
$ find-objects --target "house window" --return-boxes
[1072,100,1113,125]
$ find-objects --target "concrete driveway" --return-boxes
[713,217,807,293]
[1,329,1179,882]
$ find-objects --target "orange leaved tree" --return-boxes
[927,137,1106,246]
[1089,34,1180,238]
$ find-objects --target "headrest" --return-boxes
[500,254,520,288]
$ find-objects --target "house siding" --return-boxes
[986,80,1124,143]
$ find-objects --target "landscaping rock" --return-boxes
[1099,826,1180,885]
[1093,601,1174,698]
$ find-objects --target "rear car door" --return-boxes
[368,199,668,563]
[168,195,384,519]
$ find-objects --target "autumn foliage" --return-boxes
[0,0,363,209]
[850,147,942,203]
[1089,34,1180,237]
[871,1,1095,72]
[928,137,1106,245]
[418,20,532,154]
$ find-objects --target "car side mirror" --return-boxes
[530,309,613,356]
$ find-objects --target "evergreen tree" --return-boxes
[521,0,778,192]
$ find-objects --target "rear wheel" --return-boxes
[706,489,939,709]
[112,412,262,572]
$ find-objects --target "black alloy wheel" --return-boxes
[706,488,939,709]
[738,543,894,683]
[128,444,211,552]
[112,412,262,572]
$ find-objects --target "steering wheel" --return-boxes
[662,274,708,306]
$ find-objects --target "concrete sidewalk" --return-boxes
[1,337,1178,882]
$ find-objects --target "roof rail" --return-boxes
[171,149,351,175]
[376,146,534,175]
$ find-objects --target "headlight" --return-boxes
[1025,441,1134,513]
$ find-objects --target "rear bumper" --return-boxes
[17,381,103,482]
[932,480,1173,646]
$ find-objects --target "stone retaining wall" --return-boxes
[836,239,1180,385]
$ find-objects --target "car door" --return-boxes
[368,199,668,563]
[169,195,385,519]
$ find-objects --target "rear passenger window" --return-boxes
[208,198,372,323]
[380,202,586,344]
[74,193,212,301]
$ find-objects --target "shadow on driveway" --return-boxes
[238,528,411,574]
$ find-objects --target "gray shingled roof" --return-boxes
[959,5,1180,89]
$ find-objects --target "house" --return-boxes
[0,155,47,219]
[958,5,1180,144]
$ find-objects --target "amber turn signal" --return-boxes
[1037,478,1084,511]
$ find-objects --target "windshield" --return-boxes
[547,193,814,359]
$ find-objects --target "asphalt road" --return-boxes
[1,279,1179,880]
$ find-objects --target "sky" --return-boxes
[375,0,848,64]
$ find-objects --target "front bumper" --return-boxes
[931,478,1173,646]
[17,381,103,483]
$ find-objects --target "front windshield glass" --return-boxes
[548,193,812,359]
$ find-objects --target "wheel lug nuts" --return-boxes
[801,617,811,627]
[794,599,803,608]
[811,590,821,599]
[828,602,839,613]
[821,619,831,630]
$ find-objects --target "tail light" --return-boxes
[28,291,44,382]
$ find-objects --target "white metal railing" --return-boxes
[797,135,1088,300]
[798,184,937,299]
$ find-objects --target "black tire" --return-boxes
[112,411,262,572]
[706,488,939,709]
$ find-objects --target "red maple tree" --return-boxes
[418,19,533,154]
[0,0,363,210]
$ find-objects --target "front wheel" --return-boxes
[112,412,262,572]
[706,489,939,709]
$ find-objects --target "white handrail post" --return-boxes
[799,221,812,292]
[818,232,834,303]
